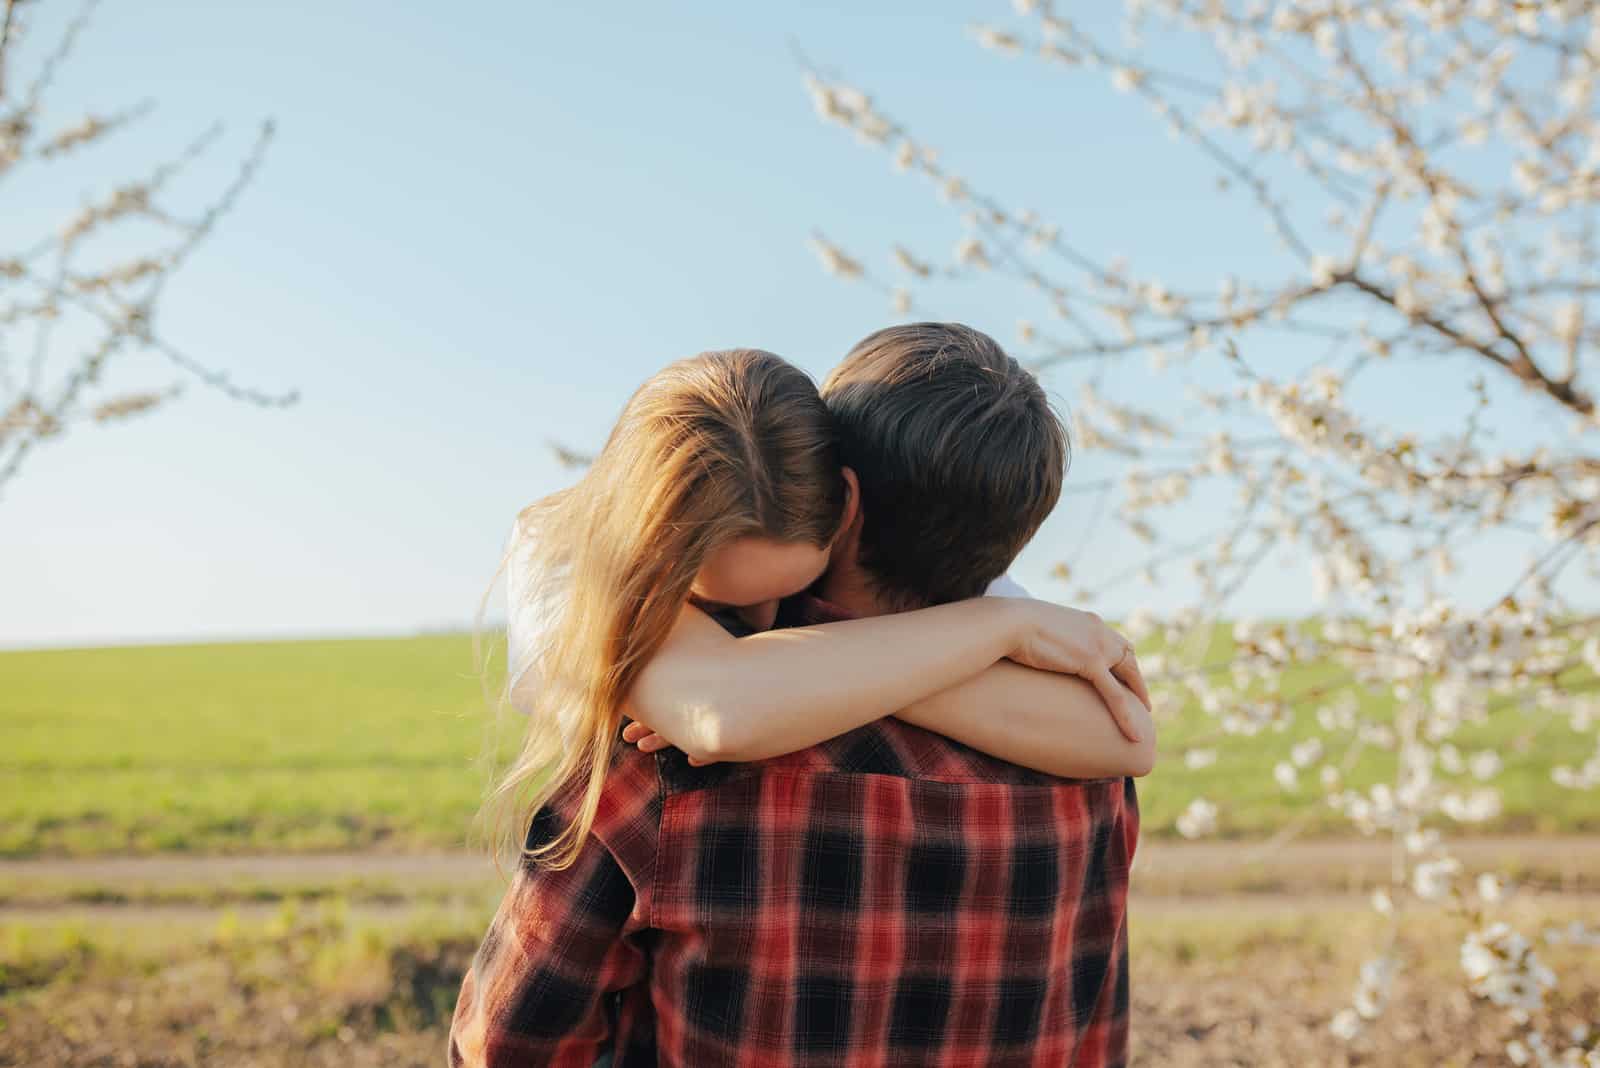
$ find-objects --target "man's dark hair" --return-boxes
[821,322,1068,608]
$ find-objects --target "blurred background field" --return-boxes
[2,631,1595,859]
[6,633,1597,1064]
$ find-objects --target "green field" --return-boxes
[2,632,1595,857]
[0,636,522,857]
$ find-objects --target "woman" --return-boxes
[483,347,1152,870]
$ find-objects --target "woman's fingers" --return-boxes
[624,724,705,762]
[1113,650,1152,712]
[1090,667,1143,744]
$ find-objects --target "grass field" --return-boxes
[0,636,522,858]
[2,631,1596,857]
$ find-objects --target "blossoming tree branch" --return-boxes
[0,0,294,501]
[800,1,1598,1059]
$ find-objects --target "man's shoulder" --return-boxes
[817,716,1122,788]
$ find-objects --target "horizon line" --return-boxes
[0,619,512,655]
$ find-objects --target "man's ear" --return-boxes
[835,467,862,544]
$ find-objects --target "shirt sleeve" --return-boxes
[504,520,540,708]
[447,807,647,1067]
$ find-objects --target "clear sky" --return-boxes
[0,2,1574,648]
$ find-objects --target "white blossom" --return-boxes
[953,236,990,268]
[1330,1008,1363,1041]
[971,25,1023,55]
[1461,922,1556,1023]
[1110,67,1143,93]
[1176,797,1218,838]
[807,236,863,279]
[1413,857,1462,900]
[1273,760,1299,790]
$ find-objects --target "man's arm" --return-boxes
[896,662,1157,778]
[448,808,645,1067]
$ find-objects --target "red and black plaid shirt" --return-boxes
[450,598,1139,1067]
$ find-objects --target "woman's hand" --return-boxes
[621,719,715,765]
[1004,601,1152,743]
[625,595,1151,767]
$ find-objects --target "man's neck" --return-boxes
[814,562,920,619]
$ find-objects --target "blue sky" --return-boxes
[0,2,1573,648]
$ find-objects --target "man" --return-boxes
[451,323,1149,1066]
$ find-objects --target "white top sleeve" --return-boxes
[984,572,1032,599]
[504,520,555,714]
[502,518,584,751]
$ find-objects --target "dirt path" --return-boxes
[4,834,1595,889]
[1131,833,1600,894]
[0,850,495,886]
[3,890,1590,925]
[1,834,1595,928]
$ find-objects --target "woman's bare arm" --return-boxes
[896,662,1157,778]
[628,600,1021,763]
[626,598,1148,765]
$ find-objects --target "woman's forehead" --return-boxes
[692,537,830,607]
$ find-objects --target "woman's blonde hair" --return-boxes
[476,349,844,871]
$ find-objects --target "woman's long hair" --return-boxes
[477,350,845,871]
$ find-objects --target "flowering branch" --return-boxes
[797,1,1600,1056]
[0,0,294,500]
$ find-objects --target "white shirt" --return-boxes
[504,520,559,704]
[985,573,1031,599]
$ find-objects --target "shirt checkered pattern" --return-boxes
[449,598,1139,1067]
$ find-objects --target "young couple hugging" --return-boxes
[451,322,1156,1067]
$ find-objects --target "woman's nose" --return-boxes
[736,599,779,633]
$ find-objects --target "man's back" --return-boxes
[450,691,1137,1068]
[650,712,1138,1067]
